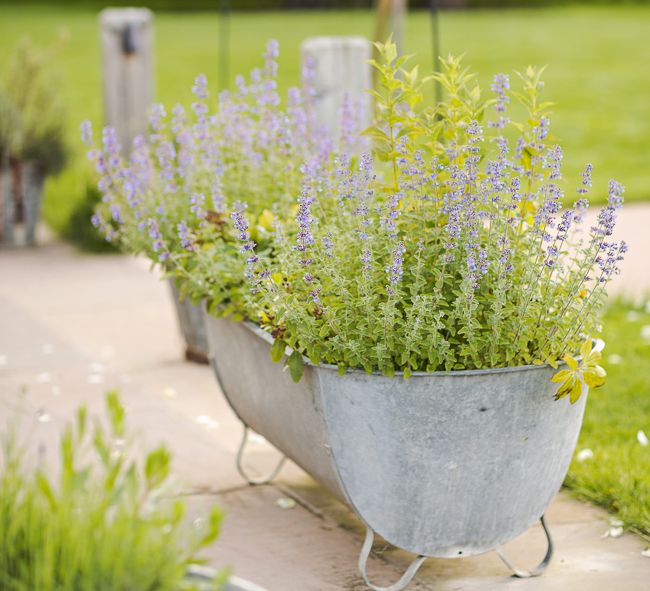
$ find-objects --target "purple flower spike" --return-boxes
[489,73,510,128]
[491,73,510,111]
[80,120,93,146]
[546,145,563,181]
[264,39,280,60]
[231,202,251,242]
[149,104,166,132]
[294,183,316,258]
[607,180,625,209]
[386,241,406,292]
[192,74,209,100]
[178,220,192,250]
[578,163,593,195]
[361,247,371,272]
[323,233,333,257]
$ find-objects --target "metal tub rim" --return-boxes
[237,318,589,378]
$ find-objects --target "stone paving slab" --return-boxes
[0,231,649,590]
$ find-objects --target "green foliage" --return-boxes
[87,37,625,397]
[63,182,119,253]
[0,37,68,176]
[287,350,305,383]
[0,392,228,591]
[242,41,624,388]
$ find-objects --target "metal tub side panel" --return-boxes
[204,315,345,500]
[316,366,586,558]
[168,280,209,356]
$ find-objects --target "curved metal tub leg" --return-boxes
[236,426,287,486]
[359,527,428,591]
[496,515,553,578]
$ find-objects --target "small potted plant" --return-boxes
[0,390,265,591]
[0,38,67,246]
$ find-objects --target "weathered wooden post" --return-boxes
[301,36,373,147]
[99,8,154,153]
[375,0,407,54]
[100,8,208,363]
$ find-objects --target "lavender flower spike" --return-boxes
[264,39,280,60]
[192,74,209,100]
[231,203,261,290]
[491,73,510,112]
[294,185,316,258]
[231,202,251,243]
[178,220,192,250]
[80,120,93,146]
[386,241,406,294]
[578,163,593,195]
[489,73,510,128]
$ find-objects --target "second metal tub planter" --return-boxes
[205,315,588,591]
[168,280,209,364]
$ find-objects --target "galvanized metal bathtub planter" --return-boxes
[168,280,209,364]
[205,314,588,591]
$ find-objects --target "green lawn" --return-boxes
[1,4,650,236]
[566,299,650,540]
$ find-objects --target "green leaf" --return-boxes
[287,350,305,383]
[198,506,225,547]
[105,390,125,438]
[36,471,57,509]
[76,405,88,441]
[382,365,395,378]
[584,366,606,388]
[145,446,171,491]
[551,369,572,383]
[270,338,286,363]
[93,424,110,466]
[554,376,576,401]
[569,379,584,404]
[563,354,579,371]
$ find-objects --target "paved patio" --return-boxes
[1,207,649,590]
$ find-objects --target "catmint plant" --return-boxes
[84,41,361,318]
[238,41,622,399]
